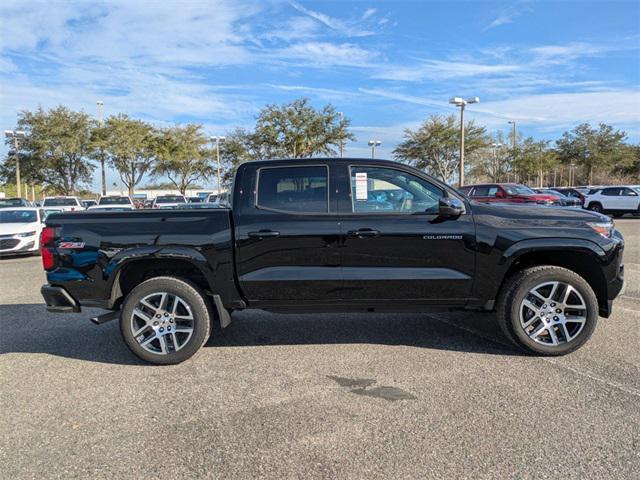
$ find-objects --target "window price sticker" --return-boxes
[355,172,368,201]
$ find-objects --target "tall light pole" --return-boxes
[4,130,26,197]
[508,120,517,182]
[96,100,106,196]
[338,111,344,158]
[491,143,503,182]
[368,139,381,159]
[211,136,225,194]
[449,96,479,187]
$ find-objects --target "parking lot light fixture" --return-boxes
[211,136,226,194]
[449,96,479,187]
[5,129,26,197]
[368,139,381,159]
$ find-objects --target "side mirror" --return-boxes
[439,196,464,218]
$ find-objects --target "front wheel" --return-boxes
[496,266,598,355]
[120,276,212,365]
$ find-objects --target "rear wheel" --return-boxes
[496,266,598,355]
[587,203,603,213]
[120,276,212,365]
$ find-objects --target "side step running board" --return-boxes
[90,311,120,325]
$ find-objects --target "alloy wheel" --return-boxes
[130,292,194,355]
[519,281,587,346]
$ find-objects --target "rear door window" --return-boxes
[257,165,328,213]
[601,188,621,196]
[487,186,499,197]
[473,186,489,196]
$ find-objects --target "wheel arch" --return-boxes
[493,240,609,314]
[106,248,215,310]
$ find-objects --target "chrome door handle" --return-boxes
[347,229,380,238]
[248,230,280,239]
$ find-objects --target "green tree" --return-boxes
[153,124,213,194]
[218,128,260,187]
[253,98,354,158]
[393,114,488,184]
[218,98,354,186]
[509,137,560,186]
[555,123,627,184]
[1,106,95,194]
[103,114,158,196]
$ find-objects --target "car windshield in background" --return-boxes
[179,203,220,209]
[156,196,185,203]
[0,210,37,223]
[99,197,130,205]
[544,190,566,197]
[0,199,25,207]
[90,207,133,211]
[43,198,78,206]
[504,185,535,195]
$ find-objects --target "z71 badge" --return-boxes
[58,241,85,249]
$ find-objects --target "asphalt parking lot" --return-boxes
[1,219,638,479]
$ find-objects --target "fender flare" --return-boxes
[499,237,607,269]
[105,246,216,307]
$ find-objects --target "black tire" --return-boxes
[587,203,603,213]
[120,276,212,365]
[496,266,598,356]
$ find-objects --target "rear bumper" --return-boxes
[41,285,81,313]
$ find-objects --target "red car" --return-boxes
[460,183,562,205]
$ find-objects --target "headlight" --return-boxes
[16,231,37,238]
[587,222,614,238]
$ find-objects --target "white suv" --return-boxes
[90,195,134,211]
[584,186,640,217]
[42,196,83,212]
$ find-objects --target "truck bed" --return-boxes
[43,208,242,310]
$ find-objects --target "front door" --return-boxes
[234,164,342,305]
[337,164,475,304]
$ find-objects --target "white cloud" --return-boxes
[277,41,376,67]
[478,90,640,130]
[483,1,532,32]
[268,84,360,101]
[375,60,522,82]
[288,1,373,37]
[362,8,377,20]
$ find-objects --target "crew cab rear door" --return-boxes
[335,164,475,305]
[233,163,342,305]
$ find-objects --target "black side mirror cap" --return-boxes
[439,197,465,217]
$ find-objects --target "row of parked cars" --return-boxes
[0,193,230,257]
[459,183,640,217]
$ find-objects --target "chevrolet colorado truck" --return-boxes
[40,158,625,364]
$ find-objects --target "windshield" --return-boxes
[503,185,535,195]
[0,199,25,207]
[0,210,37,223]
[43,198,78,206]
[90,207,133,211]
[156,195,185,203]
[99,196,131,205]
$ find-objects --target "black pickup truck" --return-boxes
[40,158,625,364]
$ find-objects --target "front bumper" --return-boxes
[41,285,81,313]
[0,235,38,255]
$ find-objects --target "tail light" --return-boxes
[40,227,56,270]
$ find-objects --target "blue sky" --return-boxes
[1,0,639,190]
